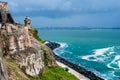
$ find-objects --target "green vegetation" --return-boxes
[29,66,79,80]
[30,27,37,31]
[64,67,69,72]
[41,66,79,80]
[30,27,45,43]
[5,59,29,80]
[41,48,48,66]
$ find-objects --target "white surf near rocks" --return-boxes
[81,46,115,62]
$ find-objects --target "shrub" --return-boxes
[64,67,69,72]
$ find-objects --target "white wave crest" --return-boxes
[53,42,68,55]
[81,47,115,62]
[107,55,120,70]
[60,43,68,48]
[93,47,112,56]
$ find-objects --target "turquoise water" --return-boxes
[38,29,120,80]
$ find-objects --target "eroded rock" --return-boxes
[0,35,8,80]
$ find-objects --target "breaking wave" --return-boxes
[53,42,68,55]
[107,55,120,70]
[80,46,120,80]
[81,47,115,62]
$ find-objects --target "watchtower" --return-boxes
[24,16,31,48]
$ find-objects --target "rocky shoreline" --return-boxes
[45,41,61,50]
[46,41,104,80]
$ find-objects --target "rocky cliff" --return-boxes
[0,24,57,80]
[0,35,8,80]
[0,2,57,79]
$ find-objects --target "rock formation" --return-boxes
[0,1,57,79]
[0,34,8,80]
[0,55,8,80]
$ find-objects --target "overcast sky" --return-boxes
[2,0,120,28]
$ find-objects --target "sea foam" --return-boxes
[53,42,68,55]
[107,55,120,70]
[81,47,115,62]
[60,43,68,48]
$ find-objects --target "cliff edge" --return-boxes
[0,20,57,80]
[0,1,57,80]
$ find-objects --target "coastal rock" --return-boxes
[45,41,60,50]
[0,20,45,77]
[8,36,45,77]
[0,35,8,80]
[30,31,57,67]
[0,3,46,77]
[13,48,45,77]
[0,22,58,77]
[54,54,104,80]
[0,55,8,80]
[43,45,57,67]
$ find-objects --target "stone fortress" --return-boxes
[0,1,49,77]
[0,1,31,54]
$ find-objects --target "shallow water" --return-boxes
[38,29,120,80]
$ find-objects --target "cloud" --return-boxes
[71,0,120,11]
[5,0,72,11]
[2,0,120,27]
[4,0,120,14]
[5,0,120,12]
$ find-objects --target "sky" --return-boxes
[2,0,120,28]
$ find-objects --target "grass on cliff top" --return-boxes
[29,66,79,80]
[30,27,45,43]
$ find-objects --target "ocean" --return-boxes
[38,29,120,80]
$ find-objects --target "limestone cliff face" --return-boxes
[0,54,8,80]
[0,35,8,80]
[11,46,45,77]
[0,23,45,78]
[42,45,57,67]
[0,2,57,79]
[0,23,58,79]
[30,28,57,67]
[0,23,57,79]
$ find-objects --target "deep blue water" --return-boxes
[38,29,120,80]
